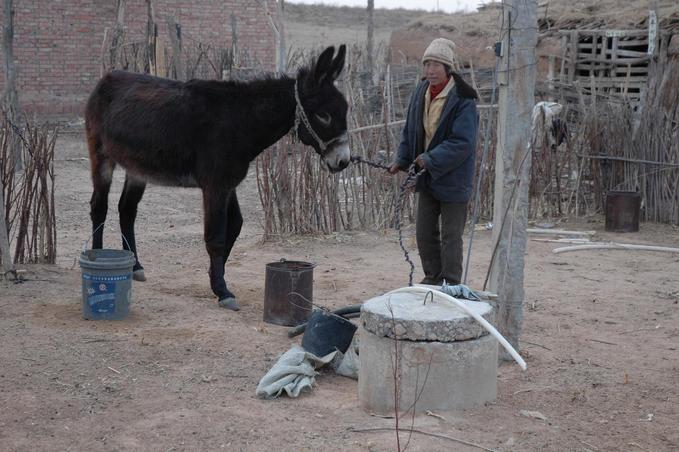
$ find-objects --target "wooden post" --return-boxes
[275,0,286,74]
[155,30,165,77]
[0,178,13,276]
[367,0,374,80]
[568,30,578,83]
[146,0,157,76]
[488,0,538,359]
[166,16,183,79]
[547,55,555,99]
[109,0,125,70]
[230,12,238,72]
[634,0,659,136]
[2,0,22,172]
[262,0,285,74]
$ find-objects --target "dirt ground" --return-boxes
[1,132,678,452]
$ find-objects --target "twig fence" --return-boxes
[0,114,57,265]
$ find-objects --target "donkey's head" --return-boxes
[295,45,350,173]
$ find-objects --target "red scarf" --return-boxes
[429,77,450,101]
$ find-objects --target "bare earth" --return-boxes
[1,133,678,451]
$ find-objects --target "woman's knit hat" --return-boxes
[421,38,457,68]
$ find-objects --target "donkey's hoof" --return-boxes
[218,297,240,311]
[133,269,146,282]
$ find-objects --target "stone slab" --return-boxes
[361,286,495,342]
[358,327,498,414]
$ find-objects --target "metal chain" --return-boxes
[395,164,426,286]
[351,156,425,286]
[349,154,390,170]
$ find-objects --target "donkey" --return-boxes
[85,45,350,311]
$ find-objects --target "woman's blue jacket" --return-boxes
[395,75,479,203]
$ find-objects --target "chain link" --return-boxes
[351,156,425,286]
[349,154,390,171]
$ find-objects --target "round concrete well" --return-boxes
[358,286,498,415]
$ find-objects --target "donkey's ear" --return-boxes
[327,44,346,82]
[314,46,336,84]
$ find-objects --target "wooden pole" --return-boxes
[146,0,157,76]
[166,16,183,79]
[367,0,374,80]
[487,0,538,360]
[276,0,286,74]
[109,0,125,70]
[0,177,13,275]
[2,0,21,172]
[230,12,238,73]
[262,0,285,74]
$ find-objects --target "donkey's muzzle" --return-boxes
[323,136,351,173]
[328,159,350,173]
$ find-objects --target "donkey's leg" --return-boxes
[119,174,147,281]
[216,191,243,310]
[223,191,243,264]
[88,148,115,250]
[203,187,239,311]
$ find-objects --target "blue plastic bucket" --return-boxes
[79,249,135,320]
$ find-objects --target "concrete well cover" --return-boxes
[361,287,495,342]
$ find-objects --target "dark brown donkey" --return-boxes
[85,45,350,311]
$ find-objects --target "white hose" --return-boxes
[553,243,679,254]
[385,286,527,371]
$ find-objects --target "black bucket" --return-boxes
[301,310,357,357]
[605,191,641,232]
[263,260,314,327]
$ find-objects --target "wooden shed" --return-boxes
[557,27,676,105]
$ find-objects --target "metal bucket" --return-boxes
[301,310,357,357]
[263,260,314,326]
[79,249,135,320]
[605,191,641,232]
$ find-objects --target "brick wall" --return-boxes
[0,0,275,116]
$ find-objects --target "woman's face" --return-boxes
[423,60,448,87]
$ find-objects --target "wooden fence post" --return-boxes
[2,0,22,172]
[109,0,126,70]
[146,0,157,76]
[167,16,183,79]
[0,179,13,276]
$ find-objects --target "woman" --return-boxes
[388,38,478,285]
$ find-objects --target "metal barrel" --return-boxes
[263,260,314,326]
[605,191,641,232]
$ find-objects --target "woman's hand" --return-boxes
[414,154,426,168]
[387,163,402,175]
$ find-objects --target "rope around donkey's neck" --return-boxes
[351,156,425,286]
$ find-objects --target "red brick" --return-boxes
[0,0,274,116]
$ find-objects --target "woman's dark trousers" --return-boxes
[416,189,468,285]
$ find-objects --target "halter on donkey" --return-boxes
[85,45,350,311]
